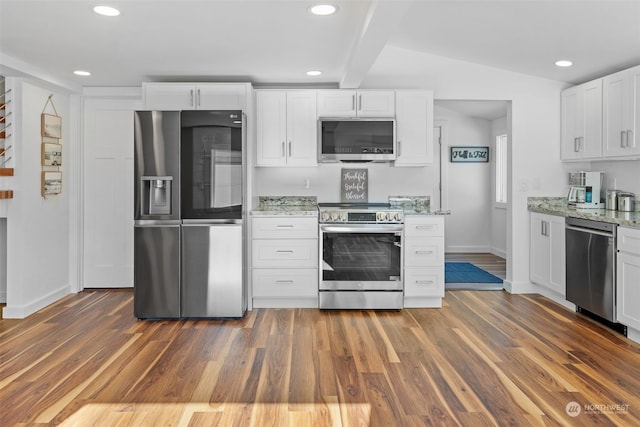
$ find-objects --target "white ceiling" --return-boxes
[1,0,639,89]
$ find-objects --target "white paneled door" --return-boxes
[83,99,139,288]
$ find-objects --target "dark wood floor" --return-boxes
[2,289,640,426]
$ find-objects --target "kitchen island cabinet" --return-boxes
[255,90,317,167]
[251,215,318,308]
[403,215,445,308]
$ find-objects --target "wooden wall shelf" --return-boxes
[0,190,13,199]
[0,168,13,176]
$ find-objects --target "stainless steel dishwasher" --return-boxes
[565,217,617,322]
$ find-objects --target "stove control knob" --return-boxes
[330,211,338,221]
[390,212,399,222]
[320,211,330,222]
[339,211,347,222]
[376,212,386,222]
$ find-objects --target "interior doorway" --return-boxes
[434,100,510,287]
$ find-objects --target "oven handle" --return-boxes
[320,224,404,233]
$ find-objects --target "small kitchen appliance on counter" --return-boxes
[617,193,636,212]
[567,171,603,209]
[318,202,404,310]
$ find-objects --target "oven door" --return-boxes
[319,224,403,291]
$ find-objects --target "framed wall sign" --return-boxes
[341,168,368,202]
[41,113,62,139]
[42,171,62,196]
[42,142,62,166]
[450,146,489,163]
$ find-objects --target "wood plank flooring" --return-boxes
[2,289,640,426]
[445,253,506,280]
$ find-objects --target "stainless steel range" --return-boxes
[318,203,404,310]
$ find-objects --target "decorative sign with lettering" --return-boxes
[341,168,368,202]
[450,146,489,163]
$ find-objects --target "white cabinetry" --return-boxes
[529,212,565,295]
[317,90,395,117]
[394,90,434,166]
[255,90,317,166]
[403,216,445,308]
[617,227,640,331]
[602,65,640,158]
[561,80,602,160]
[251,216,318,307]
[143,82,249,110]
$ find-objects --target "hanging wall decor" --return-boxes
[450,146,489,163]
[40,94,62,197]
[341,168,368,203]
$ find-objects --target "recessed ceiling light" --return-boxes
[74,70,92,76]
[555,60,573,67]
[310,4,337,16]
[93,5,120,17]
[306,70,322,76]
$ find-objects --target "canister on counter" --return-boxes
[617,193,635,212]
[605,190,618,210]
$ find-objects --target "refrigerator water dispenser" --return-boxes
[141,176,173,215]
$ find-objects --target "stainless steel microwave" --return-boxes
[318,118,396,162]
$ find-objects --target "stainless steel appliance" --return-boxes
[567,171,603,209]
[565,217,618,322]
[319,203,404,309]
[617,192,635,212]
[318,118,396,162]
[134,110,246,319]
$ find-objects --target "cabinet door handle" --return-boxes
[275,280,294,284]
[288,141,292,157]
[541,220,546,236]
[197,89,201,107]
[352,94,356,111]
[397,140,401,156]
[282,141,285,157]
[415,280,435,285]
[574,137,579,152]
[276,250,294,254]
[416,250,434,255]
[579,137,584,152]
[190,89,194,107]
[358,94,362,111]
[628,130,634,148]
[276,224,294,228]
[621,131,627,148]
[416,225,436,230]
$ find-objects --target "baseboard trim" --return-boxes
[2,285,71,319]
[445,246,490,253]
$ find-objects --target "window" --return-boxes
[495,134,508,204]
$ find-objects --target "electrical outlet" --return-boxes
[519,179,529,192]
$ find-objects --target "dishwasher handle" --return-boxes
[565,224,614,238]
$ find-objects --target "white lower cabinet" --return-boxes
[617,227,640,331]
[403,216,445,308]
[529,212,565,296]
[251,216,318,308]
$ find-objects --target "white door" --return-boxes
[84,98,139,287]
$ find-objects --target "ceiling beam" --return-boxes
[339,0,413,89]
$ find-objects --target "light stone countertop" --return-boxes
[528,197,640,229]
[251,196,318,217]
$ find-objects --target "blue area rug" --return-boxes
[445,262,503,284]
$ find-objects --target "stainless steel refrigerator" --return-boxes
[134,110,245,319]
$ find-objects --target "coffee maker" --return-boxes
[568,171,603,209]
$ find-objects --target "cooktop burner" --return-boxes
[318,202,404,224]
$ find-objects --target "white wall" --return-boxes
[0,218,6,303]
[435,106,492,253]
[361,46,569,292]
[590,160,640,198]
[3,79,72,318]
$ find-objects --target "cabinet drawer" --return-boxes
[404,217,444,237]
[404,267,444,297]
[252,239,318,268]
[252,268,318,298]
[618,227,640,255]
[404,237,444,267]
[252,217,318,239]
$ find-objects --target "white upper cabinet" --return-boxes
[255,90,317,167]
[143,82,249,110]
[317,90,395,117]
[602,65,640,158]
[561,79,602,160]
[394,90,434,166]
